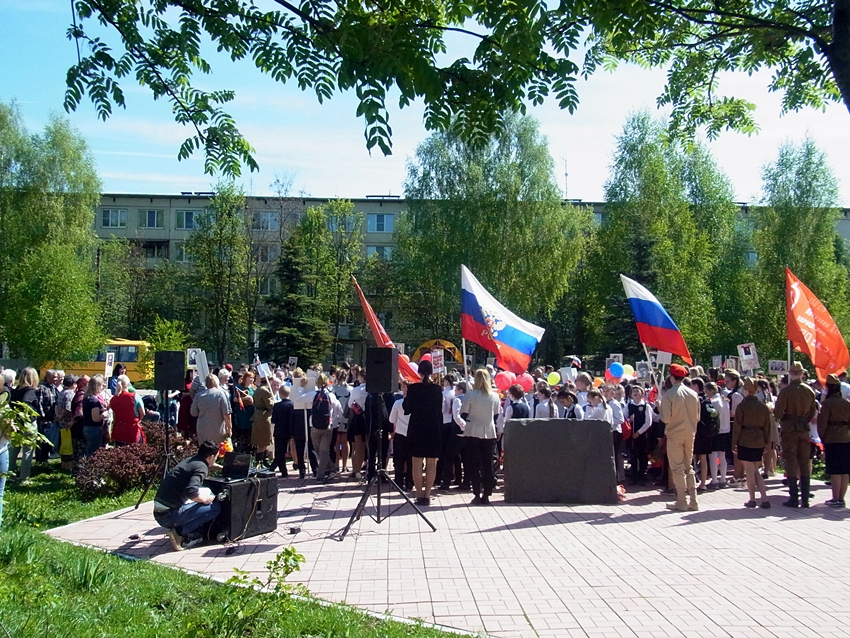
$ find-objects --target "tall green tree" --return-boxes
[0,103,104,366]
[184,182,249,364]
[581,112,721,363]
[260,234,332,365]
[325,201,364,363]
[63,1,850,174]
[750,138,850,359]
[395,112,591,348]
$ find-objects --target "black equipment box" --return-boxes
[204,474,278,542]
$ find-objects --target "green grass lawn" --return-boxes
[0,463,462,638]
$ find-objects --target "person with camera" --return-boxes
[153,440,222,551]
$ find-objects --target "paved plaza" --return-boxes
[48,475,850,637]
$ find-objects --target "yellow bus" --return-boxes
[60,339,152,383]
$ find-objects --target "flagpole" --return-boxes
[462,338,469,381]
[787,339,792,373]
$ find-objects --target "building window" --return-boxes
[747,251,757,266]
[593,212,603,225]
[258,276,279,296]
[143,243,167,259]
[367,245,393,259]
[255,244,280,263]
[175,210,196,230]
[102,208,127,228]
[252,211,280,231]
[367,213,394,233]
[138,209,164,229]
[175,243,191,263]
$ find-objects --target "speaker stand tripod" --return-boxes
[336,411,435,540]
[135,390,177,510]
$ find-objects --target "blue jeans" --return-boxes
[8,444,32,480]
[0,443,8,528]
[154,500,221,536]
[46,422,60,454]
[84,426,103,457]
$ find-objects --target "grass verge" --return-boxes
[1,463,463,638]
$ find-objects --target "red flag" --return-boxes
[786,268,850,383]
[351,275,419,383]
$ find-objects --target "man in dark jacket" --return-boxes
[153,440,221,551]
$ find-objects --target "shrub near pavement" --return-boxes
[74,422,197,499]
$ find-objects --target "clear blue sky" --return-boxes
[3,0,849,204]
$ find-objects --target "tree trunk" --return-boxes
[829,0,850,114]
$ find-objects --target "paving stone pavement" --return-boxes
[47,474,850,637]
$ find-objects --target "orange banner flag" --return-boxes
[786,268,850,383]
[351,275,420,383]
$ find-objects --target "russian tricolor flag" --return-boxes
[620,275,693,365]
[461,265,544,374]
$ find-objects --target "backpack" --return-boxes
[699,396,720,437]
[311,389,331,429]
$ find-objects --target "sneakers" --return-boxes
[166,528,184,551]
[760,501,771,509]
[744,500,757,508]
[180,532,203,550]
[827,500,846,508]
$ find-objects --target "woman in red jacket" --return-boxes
[111,375,144,445]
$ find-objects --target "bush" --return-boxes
[74,424,197,500]
[75,443,159,500]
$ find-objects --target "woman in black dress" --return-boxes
[403,360,442,505]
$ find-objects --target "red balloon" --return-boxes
[494,371,515,392]
[420,353,432,362]
[516,372,534,392]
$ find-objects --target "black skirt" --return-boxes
[824,442,850,475]
[711,432,732,453]
[693,434,713,455]
[737,445,764,463]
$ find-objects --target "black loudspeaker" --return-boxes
[154,350,185,391]
[204,475,278,542]
[366,347,399,394]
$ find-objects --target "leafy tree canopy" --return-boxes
[65,0,850,176]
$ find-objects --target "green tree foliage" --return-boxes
[750,138,850,359]
[261,234,332,366]
[137,317,190,379]
[325,201,364,363]
[582,0,850,138]
[0,103,104,367]
[64,1,850,175]
[184,183,249,364]
[580,112,724,363]
[95,238,158,339]
[395,112,590,347]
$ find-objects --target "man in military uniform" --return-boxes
[773,361,818,507]
[660,364,702,511]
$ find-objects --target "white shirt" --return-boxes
[442,387,454,424]
[451,395,466,431]
[389,397,410,437]
[712,392,730,434]
[562,402,585,419]
[534,398,558,419]
[329,391,343,428]
[587,402,613,425]
[349,384,367,412]
[840,382,850,399]
[607,399,623,433]
[629,399,653,436]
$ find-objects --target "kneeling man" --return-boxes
[153,440,221,551]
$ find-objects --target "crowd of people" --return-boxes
[3,353,849,534]
[151,355,850,513]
